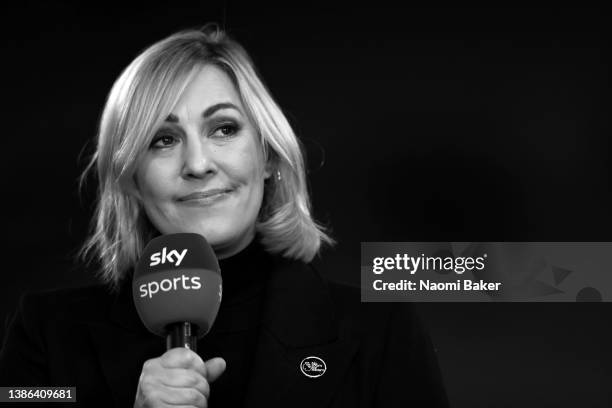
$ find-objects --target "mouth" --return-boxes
[177,188,235,203]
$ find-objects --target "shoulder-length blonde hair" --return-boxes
[80,24,334,290]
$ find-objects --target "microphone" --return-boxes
[132,233,222,351]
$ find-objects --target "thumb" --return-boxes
[205,357,226,383]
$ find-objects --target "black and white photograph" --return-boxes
[0,4,610,407]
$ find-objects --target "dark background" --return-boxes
[2,3,611,407]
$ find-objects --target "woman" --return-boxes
[0,25,448,407]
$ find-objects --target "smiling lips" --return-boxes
[177,188,234,202]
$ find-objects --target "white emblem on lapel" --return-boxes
[300,356,327,378]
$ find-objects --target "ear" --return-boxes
[264,157,274,180]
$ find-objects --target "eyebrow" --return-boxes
[165,102,242,123]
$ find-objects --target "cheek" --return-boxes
[238,144,267,181]
[136,162,175,204]
[244,161,268,214]
[241,157,267,202]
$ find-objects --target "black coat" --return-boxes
[0,256,449,407]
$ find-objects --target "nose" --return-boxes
[181,136,217,179]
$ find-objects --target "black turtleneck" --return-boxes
[197,238,273,407]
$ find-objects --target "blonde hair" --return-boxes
[80,24,334,290]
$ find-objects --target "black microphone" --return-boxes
[132,233,222,351]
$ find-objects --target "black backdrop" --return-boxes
[1,4,611,407]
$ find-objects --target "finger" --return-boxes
[166,406,206,408]
[160,348,207,378]
[156,383,207,407]
[169,406,207,408]
[204,357,226,383]
[160,368,210,399]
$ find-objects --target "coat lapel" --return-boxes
[244,258,359,408]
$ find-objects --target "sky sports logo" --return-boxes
[150,247,188,267]
[139,275,202,298]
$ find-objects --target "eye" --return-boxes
[211,123,239,139]
[150,133,178,149]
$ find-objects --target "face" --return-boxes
[135,64,271,258]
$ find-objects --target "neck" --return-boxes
[214,229,256,260]
[216,237,272,304]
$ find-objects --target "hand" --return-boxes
[134,348,226,408]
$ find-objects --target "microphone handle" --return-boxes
[166,322,198,351]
